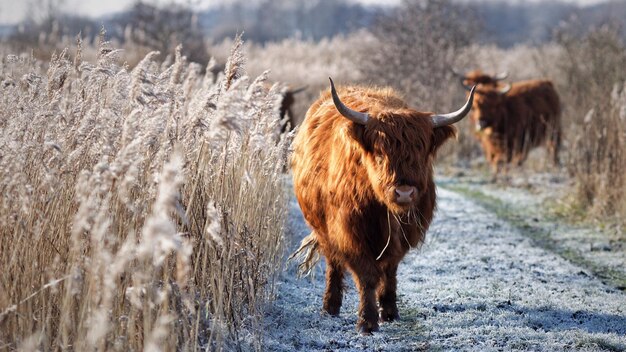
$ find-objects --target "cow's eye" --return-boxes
[375,155,384,165]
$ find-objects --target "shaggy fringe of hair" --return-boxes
[287,232,320,278]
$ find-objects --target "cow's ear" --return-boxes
[431,125,457,154]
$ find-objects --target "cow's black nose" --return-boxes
[394,185,416,203]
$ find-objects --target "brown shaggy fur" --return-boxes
[291,85,457,334]
[462,71,562,174]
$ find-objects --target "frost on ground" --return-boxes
[263,183,626,351]
[438,170,626,290]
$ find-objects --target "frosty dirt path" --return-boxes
[263,186,626,351]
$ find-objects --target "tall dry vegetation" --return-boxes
[555,24,626,222]
[250,35,368,126]
[0,33,290,350]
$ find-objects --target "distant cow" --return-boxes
[455,70,562,174]
[279,85,307,133]
[291,78,475,334]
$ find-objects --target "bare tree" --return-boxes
[207,0,379,43]
[121,1,209,65]
[8,0,102,57]
[358,0,476,111]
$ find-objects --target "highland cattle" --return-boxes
[291,78,475,334]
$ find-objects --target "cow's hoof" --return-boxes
[322,306,341,317]
[359,329,373,336]
[379,310,400,322]
[357,323,379,336]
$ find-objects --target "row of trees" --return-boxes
[5,0,626,64]
[7,1,209,64]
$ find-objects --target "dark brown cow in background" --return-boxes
[291,78,476,334]
[279,85,307,133]
[454,70,562,174]
[261,82,307,134]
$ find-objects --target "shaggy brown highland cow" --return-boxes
[454,70,562,174]
[291,78,475,334]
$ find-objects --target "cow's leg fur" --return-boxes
[351,267,380,335]
[322,259,344,316]
[548,127,561,166]
[377,263,399,322]
[490,156,501,182]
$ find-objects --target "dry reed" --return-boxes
[0,32,290,351]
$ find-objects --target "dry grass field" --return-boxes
[0,33,291,350]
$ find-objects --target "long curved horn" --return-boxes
[329,77,369,125]
[498,83,511,95]
[288,85,308,95]
[431,85,476,127]
[494,71,508,80]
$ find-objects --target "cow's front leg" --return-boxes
[377,263,399,322]
[491,155,504,182]
[352,267,380,335]
[323,258,344,316]
[548,127,561,166]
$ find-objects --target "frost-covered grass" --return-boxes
[0,34,289,350]
[440,172,626,290]
[266,184,626,351]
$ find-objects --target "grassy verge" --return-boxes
[440,183,626,291]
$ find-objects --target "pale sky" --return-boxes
[0,0,611,25]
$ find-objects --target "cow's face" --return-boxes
[460,70,508,88]
[464,73,497,87]
[472,107,496,131]
[352,114,455,213]
[328,78,474,213]
[472,89,507,132]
